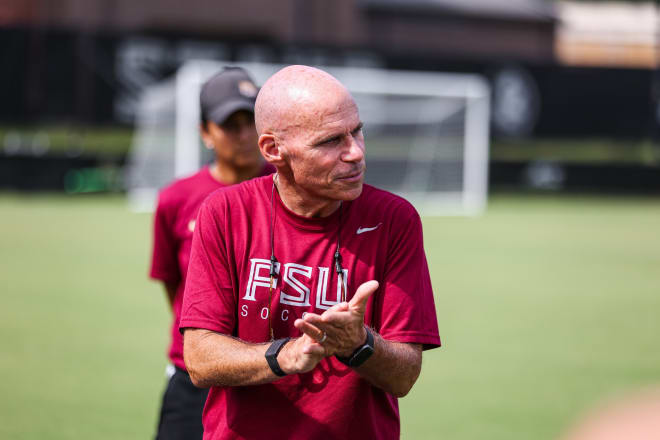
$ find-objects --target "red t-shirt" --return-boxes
[150,164,274,370]
[180,174,440,440]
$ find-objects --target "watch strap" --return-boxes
[265,337,290,377]
[336,327,374,367]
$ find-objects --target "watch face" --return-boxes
[350,345,375,367]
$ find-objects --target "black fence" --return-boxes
[0,152,125,193]
[490,160,660,194]
[2,152,658,194]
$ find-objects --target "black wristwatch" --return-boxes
[336,327,375,368]
[265,337,290,377]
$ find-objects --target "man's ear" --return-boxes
[199,123,213,150]
[259,133,285,166]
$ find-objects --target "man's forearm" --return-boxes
[184,329,274,387]
[296,281,424,398]
[183,328,325,388]
[354,333,422,398]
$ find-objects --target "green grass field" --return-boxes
[1,193,659,439]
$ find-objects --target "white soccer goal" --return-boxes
[126,60,490,215]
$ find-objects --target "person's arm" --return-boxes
[183,327,326,388]
[297,280,422,398]
[353,335,421,398]
[162,281,178,310]
[150,193,181,294]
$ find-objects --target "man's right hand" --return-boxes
[278,333,326,375]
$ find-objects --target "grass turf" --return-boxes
[1,193,659,439]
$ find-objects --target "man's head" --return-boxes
[199,67,261,169]
[255,65,365,205]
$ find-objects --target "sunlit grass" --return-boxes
[1,193,659,439]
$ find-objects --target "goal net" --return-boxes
[126,60,490,215]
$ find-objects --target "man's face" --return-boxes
[202,110,261,168]
[281,93,366,202]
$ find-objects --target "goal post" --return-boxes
[126,60,490,215]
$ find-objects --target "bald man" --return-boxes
[180,65,440,440]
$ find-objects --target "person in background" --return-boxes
[149,67,274,440]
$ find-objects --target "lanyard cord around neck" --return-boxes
[334,203,346,302]
[268,175,345,339]
[268,175,278,340]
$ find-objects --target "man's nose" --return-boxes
[342,136,365,163]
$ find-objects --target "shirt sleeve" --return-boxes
[376,201,441,350]
[149,192,181,284]
[179,196,237,335]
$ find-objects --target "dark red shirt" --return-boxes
[150,164,274,370]
[180,174,441,440]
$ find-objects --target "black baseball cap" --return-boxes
[200,67,259,125]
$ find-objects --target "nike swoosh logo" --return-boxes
[356,223,382,235]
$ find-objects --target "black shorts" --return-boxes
[155,367,209,440]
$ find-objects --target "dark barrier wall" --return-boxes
[532,67,654,138]
[490,161,660,194]
[0,27,118,124]
[1,152,658,194]
[0,152,125,192]
[0,26,657,140]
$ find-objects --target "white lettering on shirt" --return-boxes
[280,263,312,307]
[243,258,350,310]
[315,267,348,310]
[244,258,280,302]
